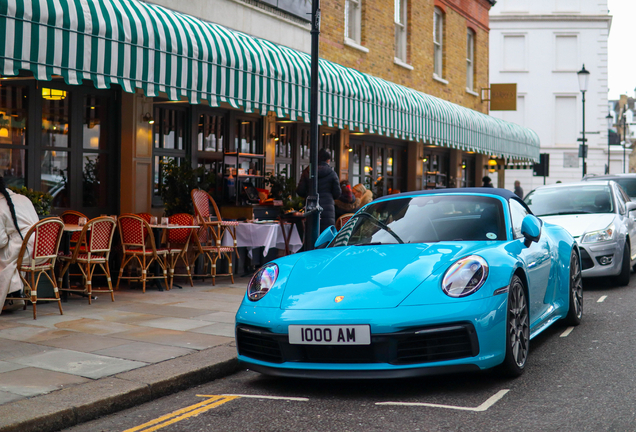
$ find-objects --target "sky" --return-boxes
[608,0,636,100]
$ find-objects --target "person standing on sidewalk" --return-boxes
[513,180,524,198]
[0,177,39,313]
[296,149,341,233]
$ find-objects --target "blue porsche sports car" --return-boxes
[235,189,582,378]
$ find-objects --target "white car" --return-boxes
[524,180,636,285]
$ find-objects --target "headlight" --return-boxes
[442,255,489,298]
[247,263,279,301]
[581,223,614,244]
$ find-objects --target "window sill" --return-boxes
[394,58,413,70]
[552,70,578,73]
[466,88,480,97]
[500,70,528,73]
[344,38,369,53]
[433,74,448,85]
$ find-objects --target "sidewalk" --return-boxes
[0,276,248,432]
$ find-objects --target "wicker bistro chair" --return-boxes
[191,224,235,285]
[57,217,117,304]
[165,213,197,290]
[60,210,87,245]
[115,214,169,293]
[191,189,239,252]
[5,217,65,319]
[335,213,355,230]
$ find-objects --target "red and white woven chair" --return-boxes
[191,189,239,251]
[191,224,235,285]
[165,213,196,290]
[57,216,117,304]
[5,217,65,320]
[60,210,87,246]
[335,213,355,230]
[115,214,169,293]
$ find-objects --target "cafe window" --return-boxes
[152,106,187,205]
[0,85,28,188]
[350,139,405,197]
[276,124,293,178]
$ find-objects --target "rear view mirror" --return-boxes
[315,226,337,249]
[521,214,542,248]
[627,202,636,213]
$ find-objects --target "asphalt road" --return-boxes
[66,276,636,432]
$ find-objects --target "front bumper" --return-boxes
[576,238,623,278]
[235,294,508,378]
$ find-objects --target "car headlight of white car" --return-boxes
[581,223,614,244]
[247,263,278,301]
[442,255,489,298]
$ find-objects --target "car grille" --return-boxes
[580,248,594,270]
[236,323,479,365]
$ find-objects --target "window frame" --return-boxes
[344,0,362,45]
[466,28,475,91]
[433,7,444,78]
[394,0,408,62]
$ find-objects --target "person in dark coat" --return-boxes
[513,180,524,198]
[482,176,494,187]
[296,149,341,233]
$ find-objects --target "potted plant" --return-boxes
[159,158,217,216]
[9,186,53,217]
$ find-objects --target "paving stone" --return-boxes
[7,350,146,379]
[93,342,195,363]
[53,318,139,335]
[113,303,212,318]
[196,311,237,323]
[0,367,88,396]
[190,323,236,338]
[0,339,54,361]
[36,333,131,353]
[111,327,232,350]
[0,361,26,374]
[0,326,74,343]
[136,317,210,331]
[0,391,24,404]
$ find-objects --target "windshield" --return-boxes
[614,179,636,199]
[524,185,614,216]
[329,195,506,247]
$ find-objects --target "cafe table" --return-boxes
[220,220,302,258]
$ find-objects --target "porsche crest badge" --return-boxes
[335,296,344,303]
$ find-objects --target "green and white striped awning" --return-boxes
[0,0,539,161]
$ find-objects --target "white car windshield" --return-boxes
[524,185,614,216]
[330,195,506,247]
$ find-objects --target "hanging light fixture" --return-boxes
[41,88,66,100]
[142,112,155,124]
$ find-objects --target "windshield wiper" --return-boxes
[353,242,384,246]
[355,212,405,244]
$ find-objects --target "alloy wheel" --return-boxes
[508,279,529,367]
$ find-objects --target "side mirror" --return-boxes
[521,214,542,248]
[315,226,337,249]
[627,202,636,213]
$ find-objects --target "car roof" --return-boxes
[376,187,521,201]
[531,180,613,189]
[584,174,636,180]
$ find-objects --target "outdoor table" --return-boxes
[61,224,89,301]
[220,221,302,258]
[148,223,199,290]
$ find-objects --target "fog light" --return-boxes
[598,255,613,266]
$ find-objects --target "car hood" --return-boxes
[280,243,484,310]
[539,214,616,238]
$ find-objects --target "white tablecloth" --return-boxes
[221,222,303,257]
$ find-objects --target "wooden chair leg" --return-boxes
[86,263,93,305]
[228,251,234,284]
[50,267,63,316]
[104,262,114,301]
[30,272,37,320]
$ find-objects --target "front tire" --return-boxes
[498,275,529,377]
[564,249,583,326]
[615,241,631,287]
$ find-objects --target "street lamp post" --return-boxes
[606,112,613,174]
[623,111,628,173]
[577,65,590,178]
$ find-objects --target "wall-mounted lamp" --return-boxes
[0,128,8,138]
[269,132,279,141]
[344,144,353,152]
[488,158,498,173]
[142,112,155,124]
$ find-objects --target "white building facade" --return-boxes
[490,0,612,191]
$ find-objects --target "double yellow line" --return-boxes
[123,395,239,432]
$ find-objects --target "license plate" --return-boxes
[288,325,371,345]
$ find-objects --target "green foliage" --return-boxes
[82,156,99,207]
[9,186,53,216]
[158,158,217,216]
[265,169,298,209]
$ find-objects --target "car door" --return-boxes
[509,200,553,324]
[616,185,636,259]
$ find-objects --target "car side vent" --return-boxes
[393,325,477,365]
